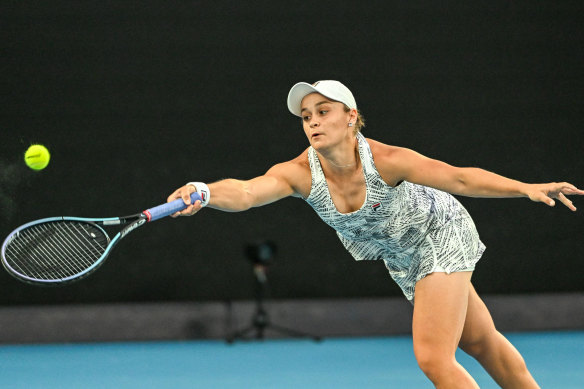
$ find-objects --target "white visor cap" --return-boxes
[287,80,357,117]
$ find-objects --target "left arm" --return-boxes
[375,145,584,211]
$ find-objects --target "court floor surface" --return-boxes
[1,331,582,388]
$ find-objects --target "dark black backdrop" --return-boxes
[1,1,582,305]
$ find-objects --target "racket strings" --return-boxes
[4,221,109,281]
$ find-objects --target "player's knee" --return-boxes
[460,336,487,359]
[459,329,498,360]
[414,343,455,381]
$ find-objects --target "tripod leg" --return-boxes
[267,322,322,342]
[227,261,322,343]
[227,308,269,343]
[227,324,257,343]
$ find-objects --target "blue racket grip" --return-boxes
[144,192,203,222]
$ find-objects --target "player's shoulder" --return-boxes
[364,137,410,164]
[364,137,420,186]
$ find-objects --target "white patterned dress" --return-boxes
[305,133,486,301]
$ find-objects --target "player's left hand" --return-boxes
[526,182,584,211]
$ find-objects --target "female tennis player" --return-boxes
[168,80,583,388]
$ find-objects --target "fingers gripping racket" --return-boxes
[1,192,202,285]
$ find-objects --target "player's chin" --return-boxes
[309,136,327,147]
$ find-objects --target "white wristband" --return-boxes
[187,182,211,207]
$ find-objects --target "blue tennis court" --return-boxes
[1,331,582,388]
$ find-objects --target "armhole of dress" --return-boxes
[305,147,317,202]
[358,134,396,190]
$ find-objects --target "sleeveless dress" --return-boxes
[305,133,486,301]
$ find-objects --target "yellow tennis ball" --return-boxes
[24,144,51,171]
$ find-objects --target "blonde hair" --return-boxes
[344,105,365,135]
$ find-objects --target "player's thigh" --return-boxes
[413,271,473,356]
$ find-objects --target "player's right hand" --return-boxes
[167,184,203,218]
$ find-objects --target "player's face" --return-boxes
[300,93,352,149]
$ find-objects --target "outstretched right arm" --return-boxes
[167,157,310,217]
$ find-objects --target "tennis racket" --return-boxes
[1,192,202,285]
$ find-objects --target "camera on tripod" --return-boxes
[226,239,321,343]
[246,241,276,264]
[245,240,276,284]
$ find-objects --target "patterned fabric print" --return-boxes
[305,133,486,301]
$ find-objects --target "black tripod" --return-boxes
[226,242,321,343]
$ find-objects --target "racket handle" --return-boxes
[144,192,203,222]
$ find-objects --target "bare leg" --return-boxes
[412,271,479,388]
[459,284,540,388]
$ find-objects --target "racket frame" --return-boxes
[1,214,145,285]
[1,191,201,285]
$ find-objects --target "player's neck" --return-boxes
[318,137,359,175]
